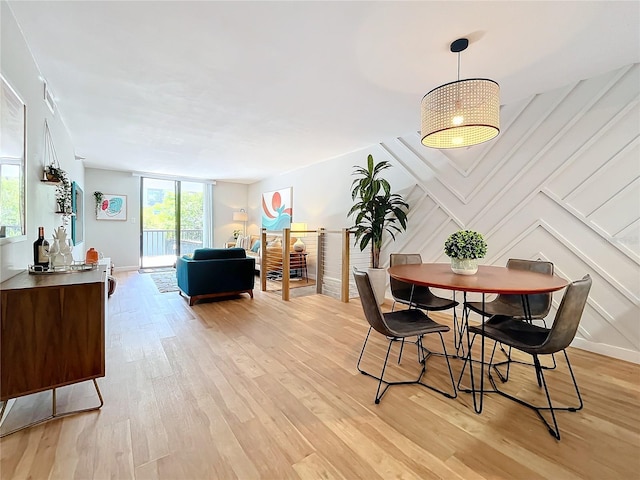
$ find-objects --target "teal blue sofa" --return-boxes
[176,248,255,305]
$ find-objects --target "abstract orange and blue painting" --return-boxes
[261,187,292,230]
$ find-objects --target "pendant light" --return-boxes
[421,38,500,149]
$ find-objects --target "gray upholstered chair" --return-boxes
[389,253,458,312]
[466,274,591,440]
[353,268,456,404]
[464,258,556,376]
[465,258,554,320]
[389,253,460,360]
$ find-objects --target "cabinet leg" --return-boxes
[0,379,104,438]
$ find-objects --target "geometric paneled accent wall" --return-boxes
[380,64,639,362]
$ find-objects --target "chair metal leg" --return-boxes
[486,349,582,440]
[356,327,373,373]
[357,330,456,403]
[397,338,405,364]
[373,339,395,404]
[437,333,458,399]
[494,339,558,380]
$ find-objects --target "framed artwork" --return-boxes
[97,193,127,221]
[261,187,292,230]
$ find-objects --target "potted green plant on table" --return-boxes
[348,154,409,304]
[444,229,487,275]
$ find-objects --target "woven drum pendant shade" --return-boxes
[421,78,500,148]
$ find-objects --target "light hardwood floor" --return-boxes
[1,271,639,479]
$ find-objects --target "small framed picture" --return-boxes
[96,194,127,221]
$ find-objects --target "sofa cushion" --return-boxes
[192,247,246,260]
[250,239,261,252]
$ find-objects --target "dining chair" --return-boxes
[389,253,459,312]
[353,268,457,404]
[465,258,554,320]
[466,274,591,440]
[389,253,460,360]
[465,258,556,376]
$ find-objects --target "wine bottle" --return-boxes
[33,226,50,269]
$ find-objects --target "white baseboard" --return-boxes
[571,337,640,364]
[113,265,139,272]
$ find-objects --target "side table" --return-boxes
[289,252,308,282]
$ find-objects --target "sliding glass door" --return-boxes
[140,178,205,268]
[179,181,204,257]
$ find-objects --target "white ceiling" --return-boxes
[7,1,640,184]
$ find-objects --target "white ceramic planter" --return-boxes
[450,258,478,275]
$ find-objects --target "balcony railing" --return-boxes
[142,229,203,257]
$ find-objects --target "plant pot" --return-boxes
[367,267,387,305]
[44,172,61,183]
[450,258,478,275]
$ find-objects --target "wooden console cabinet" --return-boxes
[0,268,106,402]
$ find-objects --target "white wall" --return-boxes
[1,3,82,282]
[84,169,140,269]
[214,181,249,246]
[83,170,248,269]
[249,64,640,363]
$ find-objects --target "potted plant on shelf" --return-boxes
[54,170,72,215]
[44,164,65,183]
[348,154,409,304]
[94,191,104,215]
[444,229,487,275]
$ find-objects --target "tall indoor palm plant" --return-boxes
[348,154,409,269]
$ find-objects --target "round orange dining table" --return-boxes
[387,263,568,295]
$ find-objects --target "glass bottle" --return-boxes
[33,227,50,269]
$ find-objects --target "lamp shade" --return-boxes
[233,211,248,222]
[290,222,307,238]
[421,78,500,149]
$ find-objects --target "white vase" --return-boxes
[367,267,387,305]
[451,257,478,275]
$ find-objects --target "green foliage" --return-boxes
[347,154,409,268]
[143,190,203,231]
[94,191,103,214]
[444,230,487,259]
[0,173,21,232]
[52,167,71,213]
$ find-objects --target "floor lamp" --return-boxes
[233,209,248,238]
